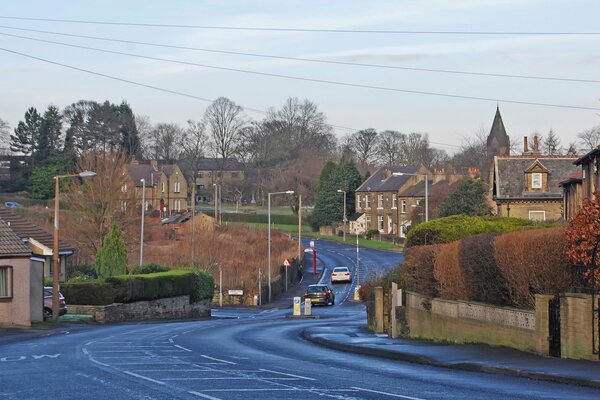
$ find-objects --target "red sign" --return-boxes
[283,259,291,267]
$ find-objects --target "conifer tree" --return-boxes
[95,223,128,278]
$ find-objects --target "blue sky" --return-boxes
[1,0,599,153]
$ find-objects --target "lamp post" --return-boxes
[268,190,294,303]
[392,172,429,222]
[337,189,347,241]
[139,178,146,267]
[52,170,96,322]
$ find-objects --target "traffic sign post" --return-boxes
[283,259,291,292]
[309,241,316,275]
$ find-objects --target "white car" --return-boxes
[331,267,352,284]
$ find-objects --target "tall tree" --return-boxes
[116,101,142,159]
[438,179,492,217]
[10,107,42,162]
[178,119,208,178]
[348,128,379,166]
[0,118,9,150]
[38,105,63,164]
[150,123,182,163]
[542,129,562,155]
[577,125,600,152]
[377,130,404,166]
[204,97,245,160]
[95,223,128,278]
[451,127,488,176]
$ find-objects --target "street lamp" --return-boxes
[392,172,429,222]
[53,170,96,322]
[139,178,146,267]
[337,189,347,241]
[268,190,294,302]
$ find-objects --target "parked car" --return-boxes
[303,284,335,306]
[4,201,22,208]
[43,287,67,320]
[331,267,352,284]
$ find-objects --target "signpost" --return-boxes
[283,259,291,292]
[310,241,316,275]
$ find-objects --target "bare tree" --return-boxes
[377,130,404,166]
[135,115,153,159]
[150,123,182,163]
[542,129,562,155]
[565,142,578,155]
[451,127,488,175]
[347,128,379,166]
[578,125,600,152]
[204,97,245,160]
[178,119,208,178]
[0,118,9,150]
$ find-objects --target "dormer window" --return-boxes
[531,173,542,189]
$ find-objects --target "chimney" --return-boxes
[150,160,158,171]
[533,135,540,153]
[523,136,529,153]
[384,169,392,179]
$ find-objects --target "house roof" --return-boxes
[356,166,419,192]
[197,158,243,171]
[0,207,75,253]
[574,147,600,166]
[0,219,31,256]
[347,212,364,222]
[494,155,580,200]
[559,171,583,187]
[486,106,510,152]
[127,164,163,187]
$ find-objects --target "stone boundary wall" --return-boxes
[70,296,211,323]
[407,291,535,331]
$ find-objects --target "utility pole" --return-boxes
[191,176,196,265]
[139,178,146,267]
[298,194,302,259]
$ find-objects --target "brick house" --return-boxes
[195,158,247,204]
[491,136,579,221]
[0,219,43,327]
[561,146,600,220]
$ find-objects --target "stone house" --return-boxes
[491,137,579,221]
[0,207,74,282]
[561,146,600,220]
[0,219,43,327]
[348,213,367,235]
[195,158,246,203]
[560,171,583,221]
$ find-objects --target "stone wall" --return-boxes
[70,296,211,323]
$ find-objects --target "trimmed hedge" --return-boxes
[106,270,196,303]
[60,282,115,305]
[131,263,169,275]
[221,212,298,225]
[405,215,535,248]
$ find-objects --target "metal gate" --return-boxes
[594,294,599,357]
[548,295,561,358]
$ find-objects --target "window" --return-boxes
[392,194,397,209]
[121,183,127,193]
[161,182,165,193]
[378,215,384,230]
[174,181,181,193]
[0,266,12,299]
[365,195,370,209]
[531,173,542,189]
[377,194,383,208]
[231,172,239,179]
[401,200,407,214]
[529,211,546,221]
[198,172,204,178]
[175,199,181,212]
[365,215,371,227]
[357,195,362,210]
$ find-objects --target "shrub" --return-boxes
[460,233,511,305]
[96,223,128,278]
[366,229,380,240]
[106,270,196,303]
[60,282,115,305]
[400,244,441,298]
[131,263,169,275]
[405,215,534,248]
[433,241,466,300]
[173,267,215,302]
[494,227,571,309]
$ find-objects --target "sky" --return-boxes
[1,0,599,154]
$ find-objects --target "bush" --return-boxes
[68,264,98,282]
[460,233,510,305]
[60,282,115,305]
[366,229,380,240]
[106,270,197,303]
[494,227,571,309]
[222,213,299,225]
[131,263,169,275]
[191,269,215,302]
[433,241,466,300]
[405,215,534,248]
[400,244,441,298]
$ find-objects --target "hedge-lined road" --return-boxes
[1,242,598,399]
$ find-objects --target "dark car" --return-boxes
[43,287,67,320]
[303,284,335,306]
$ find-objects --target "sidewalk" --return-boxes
[302,323,600,389]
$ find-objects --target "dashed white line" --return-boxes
[174,344,192,352]
[259,368,316,381]
[200,355,236,365]
[352,387,427,399]
[123,371,165,385]
[189,391,222,400]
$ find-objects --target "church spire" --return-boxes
[486,106,510,155]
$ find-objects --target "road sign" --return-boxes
[283,259,291,267]
[309,240,315,248]
[293,297,301,316]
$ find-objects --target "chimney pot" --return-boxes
[524,136,529,153]
[533,135,539,152]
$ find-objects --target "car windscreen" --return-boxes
[333,268,349,273]
[307,286,326,293]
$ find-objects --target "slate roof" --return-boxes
[494,155,580,200]
[0,207,74,252]
[356,166,419,192]
[559,171,583,187]
[347,212,364,222]
[486,106,510,151]
[575,147,600,166]
[0,219,30,256]
[127,164,163,188]
[197,158,243,171]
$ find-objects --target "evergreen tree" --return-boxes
[29,161,65,200]
[117,101,142,158]
[95,223,128,278]
[438,179,492,217]
[10,107,41,161]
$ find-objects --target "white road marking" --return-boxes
[123,371,165,385]
[134,369,207,372]
[259,368,316,381]
[174,344,192,352]
[189,391,222,400]
[163,377,297,381]
[200,355,236,365]
[352,387,426,399]
[82,348,88,355]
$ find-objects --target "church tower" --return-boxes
[486,106,510,183]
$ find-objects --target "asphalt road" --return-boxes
[1,240,599,399]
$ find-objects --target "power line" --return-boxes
[3,32,598,112]
[1,15,599,35]
[1,25,597,84]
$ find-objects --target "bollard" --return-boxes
[293,297,301,316]
[304,298,312,316]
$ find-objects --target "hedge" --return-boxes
[221,212,299,225]
[405,215,535,248]
[106,270,197,303]
[60,282,115,305]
